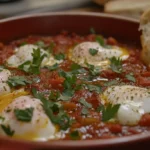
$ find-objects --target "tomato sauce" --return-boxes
[1,31,150,140]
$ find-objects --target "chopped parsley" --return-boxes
[35,41,45,48]
[96,36,105,46]
[49,91,60,101]
[89,48,98,56]
[32,88,70,130]
[104,80,118,86]
[79,98,92,109]
[18,48,47,74]
[14,107,34,122]
[46,42,55,53]
[46,63,58,71]
[81,107,89,115]
[85,84,102,93]
[0,116,5,122]
[71,63,81,71]
[70,130,80,140]
[101,104,120,122]
[0,65,5,72]
[125,73,136,82]
[59,70,76,89]
[1,125,14,136]
[109,56,123,73]
[86,63,100,76]
[55,53,65,60]
[7,76,32,87]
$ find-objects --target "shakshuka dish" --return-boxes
[0,29,150,141]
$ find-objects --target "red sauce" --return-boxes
[1,31,150,140]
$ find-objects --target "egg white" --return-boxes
[101,85,150,125]
[0,95,57,141]
[69,42,129,69]
[0,69,11,95]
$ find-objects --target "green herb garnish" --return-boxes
[125,73,136,82]
[46,63,58,71]
[1,125,14,136]
[18,48,47,74]
[86,63,100,76]
[49,91,60,101]
[104,80,118,86]
[0,116,5,122]
[89,48,98,56]
[85,84,102,93]
[79,98,92,109]
[71,63,81,71]
[55,53,65,60]
[96,36,105,46]
[70,130,80,140]
[109,56,123,73]
[35,41,45,48]
[14,107,34,122]
[81,107,89,115]
[7,76,32,87]
[32,88,70,130]
[101,104,120,122]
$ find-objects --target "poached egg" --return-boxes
[101,85,150,125]
[6,44,62,68]
[69,42,129,69]
[0,95,57,141]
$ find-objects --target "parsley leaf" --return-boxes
[32,88,70,130]
[18,61,31,72]
[101,104,120,122]
[46,42,55,53]
[104,80,118,86]
[71,63,81,71]
[70,130,80,140]
[0,116,5,122]
[7,76,32,87]
[29,48,47,74]
[46,63,58,71]
[81,107,89,115]
[55,53,65,60]
[49,91,60,101]
[20,41,27,46]
[86,63,100,76]
[18,48,47,74]
[85,84,102,93]
[0,65,5,72]
[58,90,74,101]
[1,125,14,136]
[89,48,98,56]
[125,73,136,82]
[109,57,123,73]
[59,70,76,89]
[14,107,34,122]
[96,36,105,46]
[79,98,92,108]
[35,41,45,48]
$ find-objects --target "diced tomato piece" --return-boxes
[107,37,118,45]
[139,114,150,126]
[48,76,64,90]
[141,72,150,77]
[137,76,150,86]
[100,69,117,79]
[107,124,122,133]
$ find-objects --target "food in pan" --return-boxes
[0,22,150,141]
